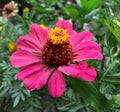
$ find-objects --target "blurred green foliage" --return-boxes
[0,0,120,112]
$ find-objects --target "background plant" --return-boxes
[0,0,120,112]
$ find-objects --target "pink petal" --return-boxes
[73,41,103,61]
[10,50,41,67]
[74,41,101,52]
[48,70,65,97]
[81,65,97,82]
[58,62,87,78]
[74,51,103,61]
[35,68,53,90]
[17,35,42,52]
[24,66,53,90]
[70,31,93,48]
[17,63,42,80]
[56,20,73,31]
[29,24,48,49]
[69,30,77,39]
[59,62,97,82]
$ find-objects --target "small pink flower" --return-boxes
[10,20,103,97]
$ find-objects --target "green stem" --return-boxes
[99,61,117,83]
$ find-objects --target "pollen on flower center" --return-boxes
[49,27,69,45]
[42,41,73,67]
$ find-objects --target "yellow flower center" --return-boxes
[49,27,69,45]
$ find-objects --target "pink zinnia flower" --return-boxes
[10,20,103,97]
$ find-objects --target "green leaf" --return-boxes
[99,61,120,84]
[64,5,79,19]
[20,92,25,101]
[27,0,38,5]
[103,79,120,84]
[13,96,20,107]
[22,89,31,96]
[68,77,112,112]
[104,19,120,44]
[113,95,120,105]
[87,0,103,12]
[33,7,47,12]
[46,0,59,4]
[100,61,118,82]
[0,17,8,25]
[68,105,84,112]
[78,0,103,14]
[79,0,88,14]
[0,87,9,97]
[79,0,88,8]
[58,102,75,111]
[106,73,120,77]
